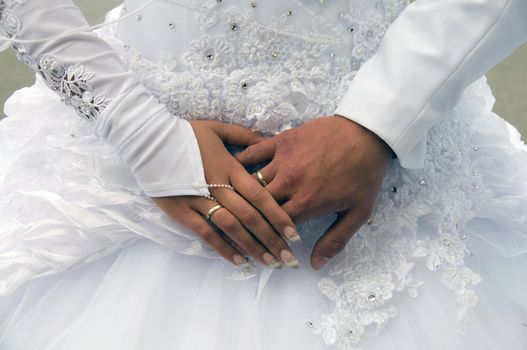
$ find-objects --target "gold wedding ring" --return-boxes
[256,170,268,187]
[206,204,224,221]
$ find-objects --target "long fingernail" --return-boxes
[263,253,282,269]
[312,256,330,270]
[280,250,300,269]
[234,255,251,269]
[284,226,301,243]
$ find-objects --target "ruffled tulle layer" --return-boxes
[0,239,525,350]
[0,75,526,349]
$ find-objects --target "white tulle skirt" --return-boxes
[0,76,526,349]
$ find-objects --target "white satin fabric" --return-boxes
[1,0,209,198]
[0,1,526,349]
[1,72,526,349]
[336,0,527,168]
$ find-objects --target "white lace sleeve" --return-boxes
[0,0,209,198]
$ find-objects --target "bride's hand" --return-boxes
[153,121,300,269]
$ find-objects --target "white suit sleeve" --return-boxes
[0,0,209,197]
[335,0,527,168]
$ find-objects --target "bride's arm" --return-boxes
[0,0,298,268]
[1,0,209,197]
[335,0,527,169]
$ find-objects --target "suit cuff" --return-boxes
[334,75,427,169]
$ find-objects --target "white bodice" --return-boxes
[108,0,406,133]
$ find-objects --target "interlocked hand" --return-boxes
[236,116,392,269]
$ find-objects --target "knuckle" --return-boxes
[326,236,349,255]
[241,145,257,162]
[296,191,314,209]
[281,166,300,188]
[285,202,302,219]
[248,185,267,203]
[222,216,239,233]
[215,211,238,232]
[262,235,283,251]
[239,206,261,226]
[196,224,214,240]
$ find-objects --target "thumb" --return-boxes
[211,122,265,146]
[310,210,367,270]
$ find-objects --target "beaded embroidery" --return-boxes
[109,1,486,348]
[1,0,107,121]
[3,0,490,348]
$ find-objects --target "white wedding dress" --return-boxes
[1,1,526,349]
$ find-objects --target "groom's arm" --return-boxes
[237,0,527,269]
[335,0,527,169]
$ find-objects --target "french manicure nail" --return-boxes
[234,255,251,269]
[263,253,282,269]
[280,250,300,269]
[284,226,301,243]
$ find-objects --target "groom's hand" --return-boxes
[236,116,392,269]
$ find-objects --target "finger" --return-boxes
[236,139,275,166]
[209,122,265,146]
[212,185,300,269]
[193,198,284,269]
[230,165,300,243]
[281,199,309,223]
[162,202,249,268]
[251,162,278,188]
[310,209,368,270]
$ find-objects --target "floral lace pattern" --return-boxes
[112,0,405,134]
[304,81,488,349]
[107,1,488,348]
[3,0,491,348]
[1,0,107,121]
[37,55,107,121]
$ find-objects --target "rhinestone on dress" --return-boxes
[204,48,215,61]
[250,1,257,8]
[230,22,239,31]
[368,294,377,302]
[241,81,249,89]
[135,14,142,21]
[168,22,176,30]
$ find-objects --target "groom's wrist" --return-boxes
[333,114,396,160]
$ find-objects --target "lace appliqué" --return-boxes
[111,0,403,135]
[1,1,107,121]
[103,0,485,348]
[307,81,488,349]
[37,55,107,121]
